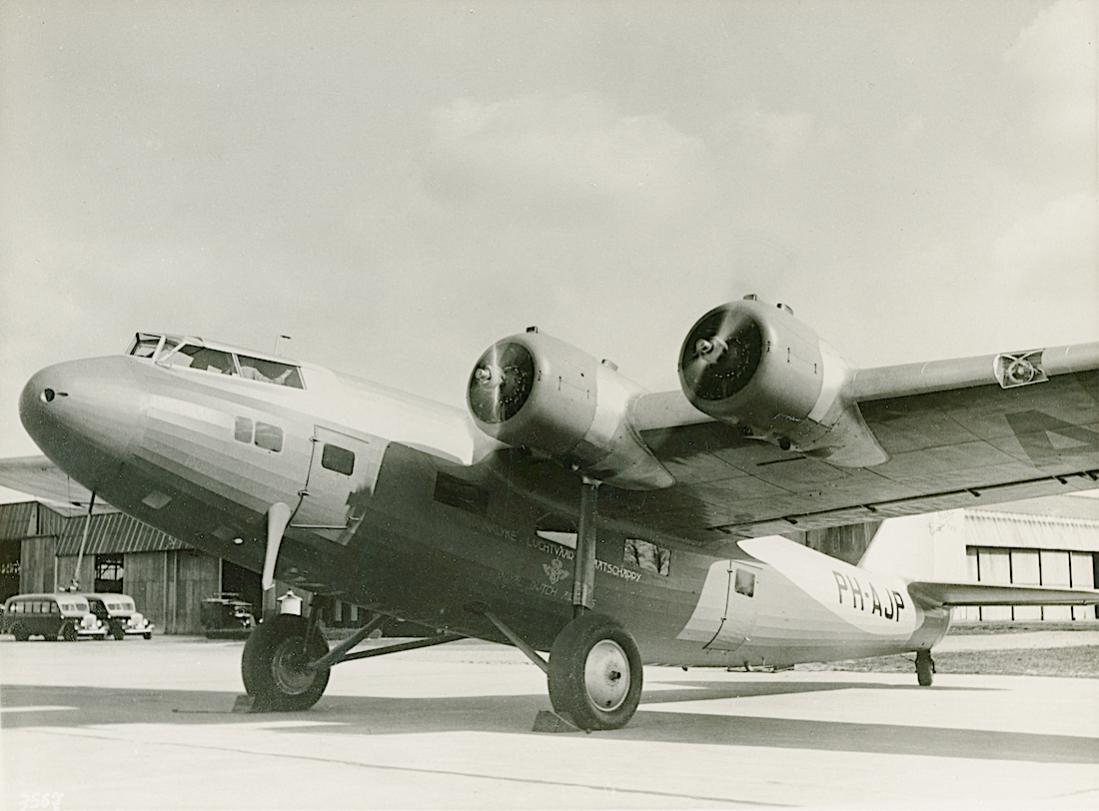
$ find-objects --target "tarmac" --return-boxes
[2,633,1097,810]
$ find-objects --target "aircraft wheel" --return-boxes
[916,650,934,687]
[548,612,643,731]
[12,623,29,642]
[241,614,330,710]
[62,623,78,642]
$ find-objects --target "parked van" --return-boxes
[2,593,107,641]
[83,593,153,640]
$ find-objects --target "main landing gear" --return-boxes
[915,649,935,687]
[484,477,645,731]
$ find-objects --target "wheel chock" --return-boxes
[532,709,588,734]
[232,694,276,714]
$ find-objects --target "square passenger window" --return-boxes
[254,422,284,452]
[624,538,671,576]
[234,417,254,443]
[321,444,355,476]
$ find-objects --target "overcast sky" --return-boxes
[1,0,1096,472]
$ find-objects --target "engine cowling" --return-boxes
[468,329,673,489]
[678,296,887,466]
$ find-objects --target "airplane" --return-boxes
[2,294,1099,730]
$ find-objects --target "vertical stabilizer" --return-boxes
[857,511,968,579]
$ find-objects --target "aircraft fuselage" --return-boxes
[20,349,950,667]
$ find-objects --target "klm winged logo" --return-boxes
[543,557,570,585]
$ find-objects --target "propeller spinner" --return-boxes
[679,306,764,403]
[468,342,537,424]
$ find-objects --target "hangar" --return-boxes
[2,493,1097,632]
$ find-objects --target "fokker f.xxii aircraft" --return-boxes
[4,295,1099,730]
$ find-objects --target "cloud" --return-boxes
[1004,0,1096,143]
[993,192,1098,305]
[421,92,716,226]
[710,101,820,170]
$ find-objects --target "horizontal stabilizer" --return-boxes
[908,581,1099,608]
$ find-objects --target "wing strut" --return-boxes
[262,502,292,592]
[70,491,96,590]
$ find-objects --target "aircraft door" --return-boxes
[292,426,383,546]
[706,561,760,652]
[676,560,759,653]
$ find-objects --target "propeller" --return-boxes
[679,306,763,403]
[468,342,536,424]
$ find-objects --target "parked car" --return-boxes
[2,593,107,641]
[82,593,154,640]
[200,593,255,639]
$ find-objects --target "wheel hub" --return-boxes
[584,639,630,712]
[270,638,316,695]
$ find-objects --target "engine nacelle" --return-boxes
[468,329,673,489]
[678,296,887,466]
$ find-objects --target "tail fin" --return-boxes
[856,512,968,579]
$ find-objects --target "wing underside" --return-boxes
[611,357,1098,545]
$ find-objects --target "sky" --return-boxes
[1,0,1096,476]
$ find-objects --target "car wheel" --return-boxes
[241,615,330,710]
[62,623,78,642]
[112,624,125,641]
[143,632,152,640]
[12,623,29,642]
[548,612,643,731]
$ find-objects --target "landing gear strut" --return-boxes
[545,477,644,730]
[915,649,935,687]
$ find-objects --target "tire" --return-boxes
[62,623,78,642]
[548,612,643,731]
[111,624,125,641]
[143,632,152,640]
[12,623,29,642]
[241,614,330,711]
[916,650,934,687]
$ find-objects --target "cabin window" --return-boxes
[321,444,355,476]
[237,355,304,389]
[234,417,254,443]
[433,473,489,516]
[163,345,237,375]
[624,538,671,576]
[735,569,756,598]
[95,553,124,593]
[254,422,284,453]
[49,601,59,614]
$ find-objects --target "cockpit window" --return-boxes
[237,355,304,389]
[163,345,237,375]
[131,337,161,358]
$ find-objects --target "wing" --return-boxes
[0,455,107,511]
[907,581,1099,608]
[607,343,1099,545]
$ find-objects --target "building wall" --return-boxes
[125,551,170,631]
[19,536,56,593]
[163,550,220,634]
[55,554,95,593]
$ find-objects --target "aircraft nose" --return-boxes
[20,357,144,491]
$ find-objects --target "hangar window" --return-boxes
[95,553,124,593]
[321,444,355,476]
[624,538,671,576]
[433,473,489,516]
[234,417,254,443]
[237,355,304,389]
[254,423,284,453]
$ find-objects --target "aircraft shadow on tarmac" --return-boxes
[2,681,1095,765]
